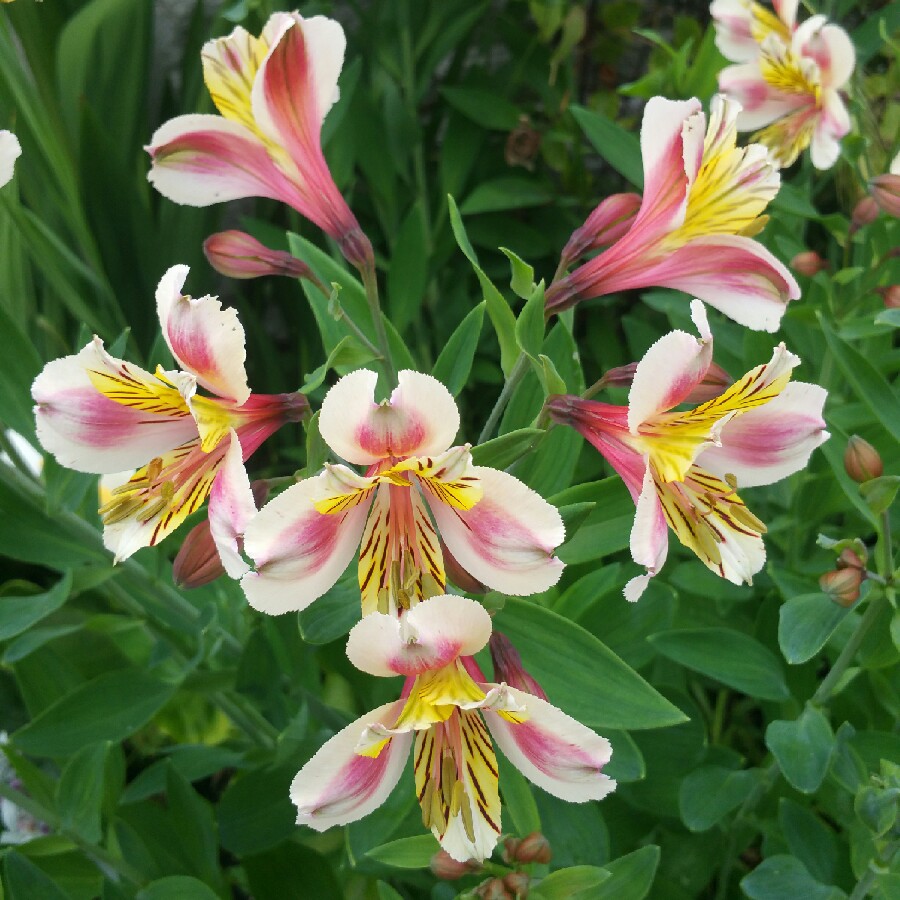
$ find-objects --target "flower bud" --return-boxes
[851,197,880,232]
[505,116,542,170]
[791,251,828,277]
[589,361,732,403]
[819,568,862,607]
[844,436,883,483]
[490,633,548,700]
[870,173,900,218]
[441,538,488,594]
[503,872,531,897]
[561,193,641,265]
[204,231,321,284]
[878,285,900,309]
[477,877,513,899]
[837,546,866,571]
[514,831,553,864]
[430,849,480,880]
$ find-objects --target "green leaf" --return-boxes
[165,764,220,885]
[820,314,900,443]
[56,741,109,843]
[778,593,852,665]
[471,427,543,469]
[533,866,611,899]
[741,855,845,900]
[779,798,838,885]
[570,105,643,187]
[860,475,900,516]
[0,304,42,440]
[136,877,220,900]
[537,353,567,394]
[297,577,360,645]
[364,834,439,868]
[592,845,660,900]
[217,762,296,856]
[874,308,900,328]
[496,598,687,730]
[553,478,634,564]
[447,195,518,375]
[432,302,485,395]
[515,282,547,360]
[498,754,541,836]
[0,572,72,642]
[3,851,70,900]
[766,705,834,793]
[375,883,404,900]
[649,628,790,701]
[244,844,342,900]
[299,335,378,394]
[604,730,646,783]
[678,765,759,831]
[387,201,430,333]
[13,669,177,757]
[440,86,520,130]
[500,247,536,300]
[461,176,553,215]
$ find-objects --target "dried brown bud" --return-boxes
[514,831,553,864]
[503,871,531,897]
[477,877,513,899]
[430,849,480,880]
[851,197,880,232]
[844,436,884,483]
[819,568,862,607]
[870,173,900,218]
[791,251,828,277]
[506,116,542,170]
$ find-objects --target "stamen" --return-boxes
[728,503,768,534]
[421,781,436,829]
[459,790,476,843]
[450,780,465,818]
[694,520,724,566]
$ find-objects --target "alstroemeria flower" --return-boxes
[710,0,798,63]
[546,95,799,332]
[547,300,828,600]
[147,12,371,269]
[32,265,306,562]
[715,7,855,169]
[237,370,565,615]
[290,595,615,862]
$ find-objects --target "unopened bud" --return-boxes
[870,173,900,218]
[514,831,553,864]
[591,360,732,403]
[851,197,879,232]
[503,872,531,897]
[561,193,641,264]
[844,436,883,483]
[505,116,542,170]
[441,538,488,594]
[430,849,480,880]
[878,285,900,309]
[819,568,862,607]
[791,251,828,277]
[204,231,322,285]
[837,546,866,571]
[477,877,512,900]
[490,633,548,699]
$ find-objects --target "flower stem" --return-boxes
[478,353,531,444]
[361,264,397,387]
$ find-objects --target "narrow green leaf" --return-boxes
[0,303,42,440]
[766,705,834,793]
[741,855,845,900]
[498,754,541,837]
[496,598,687,730]
[514,281,547,361]
[136,877,220,900]
[365,834,439,868]
[604,730,646,783]
[461,176,553,215]
[534,866,610,899]
[678,765,759,831]
[387,201,430,332]
[432,302,485,395]
[471,427,543,469]
[297,577,360,645]
[570,105,643,187]
[56,741,109,843]
[440,86,520,130]
[592,845,660,900]
[537,353,567,395]
[500,247,536,300]
[778,593,852,664]
[299,335,377,394]
[649,628,790,701]
[0,571,72,642]
[3,851,70,900]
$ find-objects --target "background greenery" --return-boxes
[0,0,898,897]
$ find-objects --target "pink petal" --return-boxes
[155,265,250,404]
[346,594,492,677]
[718,64,802,130]
[626,470,669,601]
[798,20,855,90]
[32,338,198,474]
[208,430,257,578]
[482,686,616,802]
[319,369,460,466]
[428,467,564,596]
[241,471,371,614]
[697,381,828,487]
[627,299,713,432]
[291,700,411,832]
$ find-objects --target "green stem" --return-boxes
[335,306,384,360]
[848,840,900,900]
[361,264,396,387]
[478,353,530,444]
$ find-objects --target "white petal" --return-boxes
[241,471,371,614]
[628,469,669,594]
[155,265,250,404]
[291,700,411,832]
[483,686,616,802]
[346,594,492,677]
[428,467,564,596]
[208,430,256,578]
[0,131,21,188]
[319,369,460,466]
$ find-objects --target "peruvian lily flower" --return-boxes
[710,0,798,63]
[290,594,615,862]
[546,95,799,332]
[236,369,565,615]
[32,265,307,562]
[547,300,828,600]
[715,7,855,169]
[147,12,372,270]
[0,130,21,187]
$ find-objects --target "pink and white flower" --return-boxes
[147,13,372,269]
[546,95,799,332]
[547,300,828,600]
[714,2,855,169]
[32,265,306,562]
[0,130,21,188]
[290,595,615,862]
[237,369,565,615]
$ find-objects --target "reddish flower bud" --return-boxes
[819,568,862,607]
[850,197,880,232]
[490,633,548,700]
[561,193,641,265]
[430,849,480,880]
[204,231,323,285]
[878,285,900,308]
[502,837,521,865]
[870,173,900,218]
[837,546,866,571]
[844,436,884,483]
[514,831,553,864]
[441,538,488,594]
[588,360,732,403]
[503,872,531,897]
[791,251,828,277]
[477,877,513,899]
